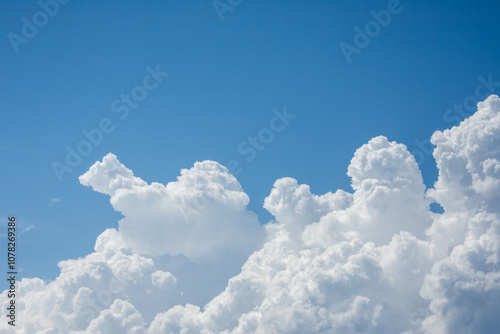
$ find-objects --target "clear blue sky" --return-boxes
[1,0,499,281]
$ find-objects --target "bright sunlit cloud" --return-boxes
[1,95,500,333]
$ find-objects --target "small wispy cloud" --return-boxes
[21,225,34,234]
[49,198,60,207]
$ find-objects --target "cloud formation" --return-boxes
[2,95,499,333]
[78,155,264,261]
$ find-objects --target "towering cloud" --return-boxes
[1,95,499,333]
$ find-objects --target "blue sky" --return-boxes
[1,0,499,283]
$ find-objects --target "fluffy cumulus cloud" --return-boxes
[78,155,264,261]
[1,95,500,333]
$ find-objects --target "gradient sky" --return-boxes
[1,0,499,282]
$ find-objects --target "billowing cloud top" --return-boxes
[2,95,500,333]
[79,156,263,260]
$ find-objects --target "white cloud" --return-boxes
[79,156,264,262]
[1,95,499,333]
[49,198,60,206]
[20,225,34,234]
